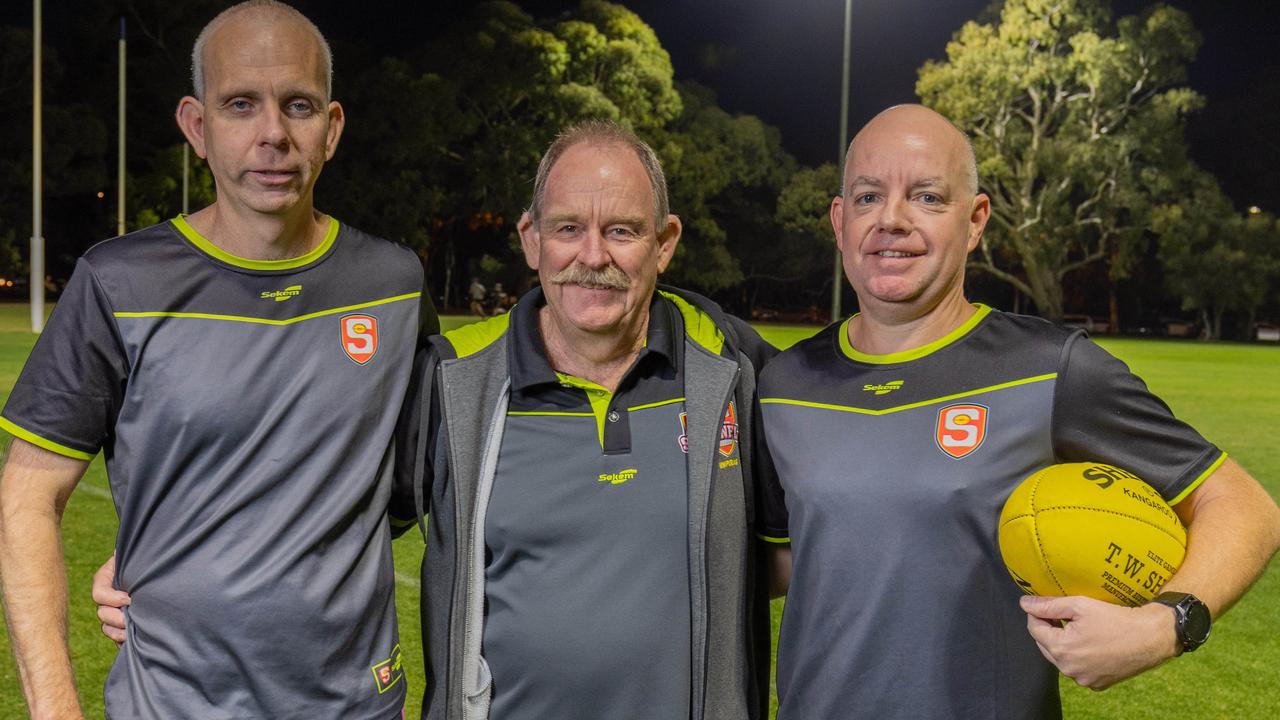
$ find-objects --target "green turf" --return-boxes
[1,311,1277,718]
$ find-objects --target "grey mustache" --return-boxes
[549,263,631,290]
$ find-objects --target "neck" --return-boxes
[847,291,977,356]
[538,304,650,393]
[185,201,326,261]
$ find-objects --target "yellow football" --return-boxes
[998,462,1186,606]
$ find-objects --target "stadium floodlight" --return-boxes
[118,16,127,237]
[30,0,44,334]
[831,0,853,324]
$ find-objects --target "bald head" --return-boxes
[191,0,333,102]
[844,105,978,199]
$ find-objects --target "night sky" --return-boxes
[297,0,1280,212]
[7,0,1278,210]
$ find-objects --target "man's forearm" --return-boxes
[1167,458,1280,617]
[1,507,82,718]
[0,440,89,719]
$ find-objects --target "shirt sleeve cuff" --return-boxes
[0,416,97,461]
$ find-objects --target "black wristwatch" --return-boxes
[1151,591,1211,655]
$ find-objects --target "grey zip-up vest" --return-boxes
[410,288,772,720]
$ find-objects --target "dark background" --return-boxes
[2,0,1276,327]
[6,0,1274,209]
[297,0,1279,212]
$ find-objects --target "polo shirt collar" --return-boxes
[506,286,679,392]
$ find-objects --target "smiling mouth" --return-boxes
[873,250,922,258]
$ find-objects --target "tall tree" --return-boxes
[917,0,1203,322]
[325,0,685,305]
[771,162,843,314]
[649,82,797,296]
[1154,173,1280,340]
[416,0,682,224]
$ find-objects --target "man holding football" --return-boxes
[756,103,1280,718]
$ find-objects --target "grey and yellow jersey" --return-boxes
[758,306,1222,719]
[2,216,436,719]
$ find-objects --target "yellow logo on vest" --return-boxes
[863,380,904,395]
[370,644,403,695]
[260,284,301,302]
[598,468,638,485]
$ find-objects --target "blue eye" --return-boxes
[918,193,942,204]
[855,193,878,205]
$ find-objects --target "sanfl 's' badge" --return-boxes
[370,644,403,694]
[341,314,379,365]
[936,403,988,459]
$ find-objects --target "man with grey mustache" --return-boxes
[388,119,785,719]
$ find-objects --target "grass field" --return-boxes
[1,305,1277,718]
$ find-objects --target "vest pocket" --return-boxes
[463,655,492,719]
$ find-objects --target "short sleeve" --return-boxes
[728,317,789,543]
[754,397,790,542]
[389,274,441,534]
[0,259,129,459]
[417,282,440,346]
[1052,334,1225,504]
[389,346,441,538]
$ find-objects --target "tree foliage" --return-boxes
[323,1,808,307]
[322,1,687,303]
[917,0,1204,321]
[422,0,681,218]
[1153,172,1280,339]
[650,82,797,292]
[769,162,842,306]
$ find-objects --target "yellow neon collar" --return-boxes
[838,304,991,364]
[172,214,339,271]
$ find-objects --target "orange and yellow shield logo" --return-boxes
[341,314,379,365]
[935,403,987,459]
[718,401,739,457]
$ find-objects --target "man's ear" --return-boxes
[324,101,345,161]
[517,211,540,271]
[655,214,682,273]
[829,195,847,255]
[967,192,991,253]
[175,97,207,159]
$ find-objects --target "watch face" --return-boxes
[1184,602,1212,643]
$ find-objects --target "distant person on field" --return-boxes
[0,2,435,718]
[756,104,1280,718]
[469,277,487,317]
[489,281,508,315]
